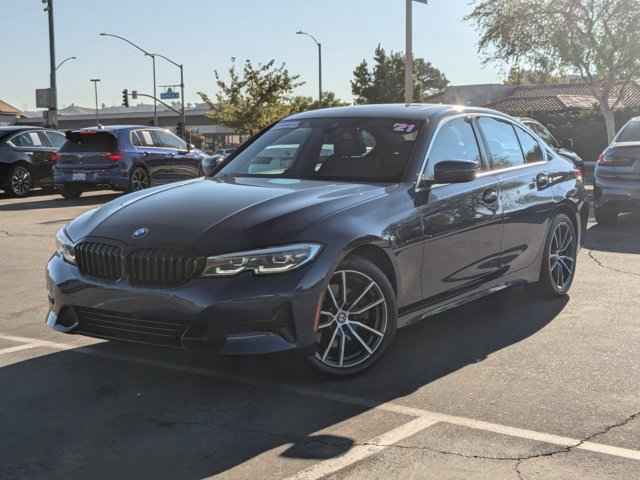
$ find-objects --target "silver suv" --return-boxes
[594,117,640,225]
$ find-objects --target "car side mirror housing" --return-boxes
[432,160,479,184]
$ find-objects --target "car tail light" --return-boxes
[50,152,60,162]
[107,152,122,162]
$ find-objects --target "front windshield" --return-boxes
[218,117,423,183]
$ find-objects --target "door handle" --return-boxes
[482,188,498,205]
[142,151,149,157]
[536,173,550,189]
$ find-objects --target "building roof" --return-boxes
[0,100,23,116]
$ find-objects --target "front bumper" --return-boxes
[46,253,327,355]
[594,174,640,210]
[54,169,129,190]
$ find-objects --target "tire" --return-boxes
[536,213,578,297]
[306,256,398,376]
[8,164,33,197]
[60,184,82,200]
[595,206,618,226]
[129,167,150,192]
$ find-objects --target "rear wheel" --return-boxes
[60,184,82,200]
[8,165,32,197]
[129,167,150,192]
[595,206,619,226]
[307,256,397,376]
[536,213,578,297]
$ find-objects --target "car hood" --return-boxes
[66,176,388,254]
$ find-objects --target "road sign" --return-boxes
[35,88,51,108]
[160,88,180,100]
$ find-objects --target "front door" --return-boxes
[417,116,504,302]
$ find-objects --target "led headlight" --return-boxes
[202,243,322,277]
[55,228,77,265]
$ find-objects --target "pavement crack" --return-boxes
[586,249,640,278]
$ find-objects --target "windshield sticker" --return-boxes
[393,123,417,133]
[273,121,301,130]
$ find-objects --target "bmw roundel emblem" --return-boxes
[132,227,149,239]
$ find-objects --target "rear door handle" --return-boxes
[482,188,498,205]
[536,173,550,189]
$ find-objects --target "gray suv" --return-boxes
[594,117,640,225]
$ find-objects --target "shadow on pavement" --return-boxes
[584,212,640,254]
[1,287,566,479]
[0,193,119,212]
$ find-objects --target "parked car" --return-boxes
[518,117,585,175]
[0,126,67,196]
[214,147,237,158]
[47,105,587,376]
[593,116,640,225]
[54,126,205,200]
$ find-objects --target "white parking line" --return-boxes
[0,343,40,356]
[282,416,441,480]
[1,332,640,464]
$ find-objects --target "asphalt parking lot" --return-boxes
[1,189,639,480]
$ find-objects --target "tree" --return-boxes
[466,0,640,140]
[351,45,449,104]
[289,91,350,113]
[198,59,304,135]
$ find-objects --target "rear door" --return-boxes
[130,129,167,185]
[417,116,505,301]
[476,116,558,275]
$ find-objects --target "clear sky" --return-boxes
[2,0,503,111]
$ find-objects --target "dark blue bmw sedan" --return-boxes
[46,105,588,376]
[53,125,205,199]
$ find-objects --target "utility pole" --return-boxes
[90,79,101,125]
[405,0,413,104]
[405,0,428,104]
[44,0,58,128]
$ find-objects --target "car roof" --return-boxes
[0,125,44,133]
[286,103,513,122]
[73,125,148,132]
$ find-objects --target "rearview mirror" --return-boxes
[433,160,479,184]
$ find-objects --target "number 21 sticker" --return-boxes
[393,123,417,133]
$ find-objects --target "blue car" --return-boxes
[54,125,205,199]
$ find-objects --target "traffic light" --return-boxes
[122,89,129,108]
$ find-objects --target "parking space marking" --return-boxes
[281,416,441,480]
[0,343,40,356]
[2,332,640,463]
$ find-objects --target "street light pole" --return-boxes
[44,0,58,128]
[90,79,101,125]
[153,53,187,138]
[99,33,158,126]
[296,30,323,103]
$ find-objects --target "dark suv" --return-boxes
[0,126,67,196]
[594,117,640,225]
[54,126,205,199]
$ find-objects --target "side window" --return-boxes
[135,130,156,147]
[46,131,66,149]
[12,132,42,147]
[478,118,525,170]
[515,127,544,164]
[153,130,187,149]
[427,118,482,175]
[36,132,52,147]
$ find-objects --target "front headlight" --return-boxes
[55,228,76,265]
[202,243,322,277]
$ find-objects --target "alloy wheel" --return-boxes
[315,269,388,369]
[130,168,150,191]
[10,166,32,196]
[548,221,576,292]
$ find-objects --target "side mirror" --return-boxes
[433,160,479,184]
[563,138,575,150]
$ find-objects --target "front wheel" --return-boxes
[307,256,397,376]
[536,213,578,297]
